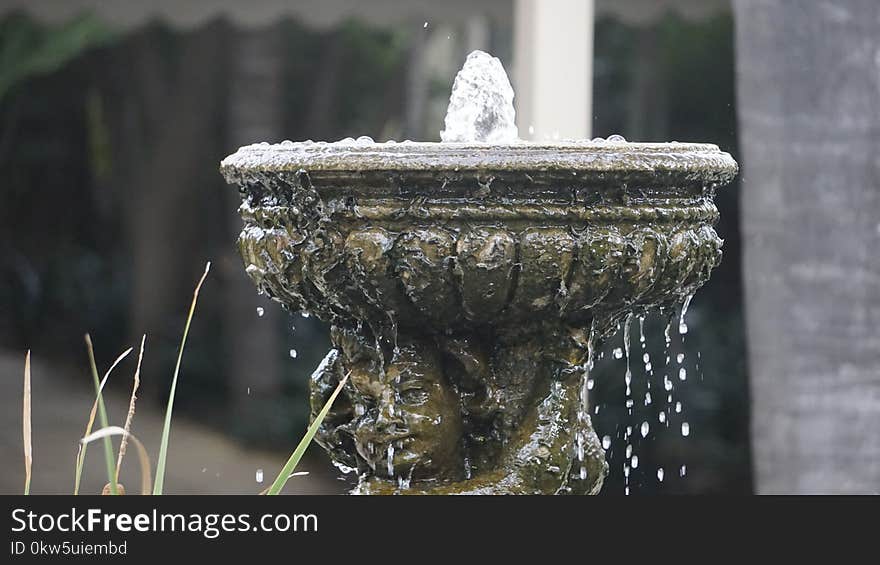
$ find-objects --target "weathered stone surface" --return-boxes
[222,141,737,494]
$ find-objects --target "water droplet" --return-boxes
[607,134,627,142]
[289,349,297,359]
[640,421,650,438]
[664,376,673,391]
[247,387,251,395]
[679,367,687,381]
[602,435,612,449]
[625,445,633,458]
[387,445,395,477]
[626,399,634,408]
[586,378,594,390]
[613,347,623,359]
[256,307,264,317]
[675,401,682,413]
[676,353,685,364]
[631,455,639,469]
[644,391,652,405]
[256,469,264,483]
[678,294,693,334]
[642,353,650,363]
[657,468,665,482]
[681,422,690,437]
[423,21,428,28]
[680,465,687,477]
[301,311,310,318]
[659,411,666,423]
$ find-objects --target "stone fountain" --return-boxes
[221,52,737,495]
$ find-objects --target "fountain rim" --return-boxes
[220,140,738,181]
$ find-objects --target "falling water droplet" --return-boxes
[642,353,650,363]
[657,468,665,482]
[423,21,428,28]
[602,435,611,450]
[301,311,310,318]
[644,391,652,406]
[664,376,673,391]
[387,445,395,477]
[289,349,298,359]
[256,469,264,483]
[659,411,666,423]
[626,399,634,408]
[256,307,264,317]
[587,378,594,390]
[678,294,693,335]
[625,445,633,459]
[247,387,251,396]
[677,353,685,364]
[680,465,687,477]
[640,421,650,438]
[679,367,687,381]
[675,401,682,413]
[681,422,690,437]
[631,455,639,469]
[613,347,623,359]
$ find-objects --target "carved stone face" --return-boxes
[349,342,463,481]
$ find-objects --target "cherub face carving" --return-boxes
[346,341,464,481]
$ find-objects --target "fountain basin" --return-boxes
[221,140,737,494]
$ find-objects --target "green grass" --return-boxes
[23,260,344,495]
[266,371,350,495]
[153,262,210,495]
[82,336,130,495]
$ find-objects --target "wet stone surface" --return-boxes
[221,141,737,494]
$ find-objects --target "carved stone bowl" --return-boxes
[221,140,737,494]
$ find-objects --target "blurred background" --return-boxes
[1,0,876,494]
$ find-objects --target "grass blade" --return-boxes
[116,335,145,483]
[266,371,350,495]
[153,262,210,495]
[23,350,32,495]
[82,426,152,495]
[76,341,131,495]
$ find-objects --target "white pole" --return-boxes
[513,0,594,140]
